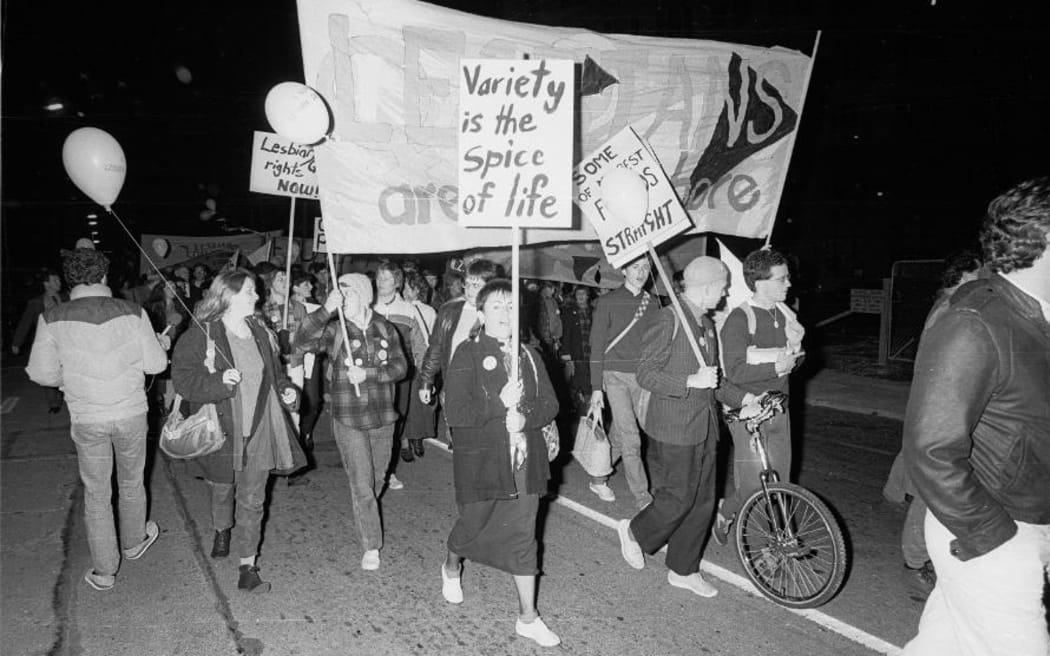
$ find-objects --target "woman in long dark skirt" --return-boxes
[440,279,562,647]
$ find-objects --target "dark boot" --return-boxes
[410,438,425,458]
[211,529,231,558]
[903,561,936,601]
[400,445,415,462]
[238,565,271,593]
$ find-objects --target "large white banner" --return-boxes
[296,0,810,253]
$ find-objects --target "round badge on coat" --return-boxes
[483,356,498,371]
[380,339,389,348]
[351,339,362,349]
[355,358,363,366]
[377,349,388,361]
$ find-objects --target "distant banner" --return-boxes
[458,58,574,229]
[313,217,327,253]
[249,131,319,200]
[296,0,810,253]
[470,242,622,289]
[575,126,691,269]
[140,232,280,273]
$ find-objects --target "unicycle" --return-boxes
[723,392,848,609]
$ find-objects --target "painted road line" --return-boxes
[424,437,903,655]
[1,397,20,415]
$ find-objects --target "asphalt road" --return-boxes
[1,367,921,656]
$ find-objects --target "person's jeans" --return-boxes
[721,410,792,519]
[70,414,149,576]
[902,512,1050,656]
[331,421,394,551]
[599,371,651,504]
[206,467,271,559]
[901,496,930,569]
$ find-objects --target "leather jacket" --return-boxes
[904,274,1050,561]
[418,298,465,393]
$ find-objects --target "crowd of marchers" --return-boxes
[15,177,1050,653]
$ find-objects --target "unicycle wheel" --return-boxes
[735,482,847,609]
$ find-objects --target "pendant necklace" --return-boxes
[766,305,779,328]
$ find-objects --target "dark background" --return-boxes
[3,0,1049,332]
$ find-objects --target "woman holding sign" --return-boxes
[440,279,562,648]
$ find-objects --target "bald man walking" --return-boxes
[615,257,752,597]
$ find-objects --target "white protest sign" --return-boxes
[457,59,574,229]
[574,127,692,269]
[248,131,319,200]
[313,217,327,253]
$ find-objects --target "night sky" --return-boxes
[3,0,1049,307]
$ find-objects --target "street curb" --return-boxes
[804,399,905,422]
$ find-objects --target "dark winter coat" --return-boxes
[171,317,305,484]
[444,334,558,506]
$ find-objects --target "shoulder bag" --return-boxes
[522,347,560,461]
[160,324,226,459]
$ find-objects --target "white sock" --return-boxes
[240,556,256,567]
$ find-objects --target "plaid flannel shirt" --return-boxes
[294,307,407,429]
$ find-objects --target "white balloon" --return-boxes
[600,168,649,224]
[62,127,126,210]
[264,82,330,144]
[152,238,170,258]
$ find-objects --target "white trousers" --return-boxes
[902,510,1050,656]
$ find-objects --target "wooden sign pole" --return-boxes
[645,242,707,367]
[325,248,360,396]
[282,198,296,329]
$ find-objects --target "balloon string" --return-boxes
[106,208,235,370]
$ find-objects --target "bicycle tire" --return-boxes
[734,482,848,609]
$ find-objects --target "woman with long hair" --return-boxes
[171,268,306,593]
[440,279,562,647]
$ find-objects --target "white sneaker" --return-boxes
[361,549,380,571]
[515,617,561,647]
[616,519,645,569]
[589,482,616,502]
[441,564,463,604]
[84,568,115,591]
[668,570,718,598]
[123,520,159,560]
[387,474,404,490]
